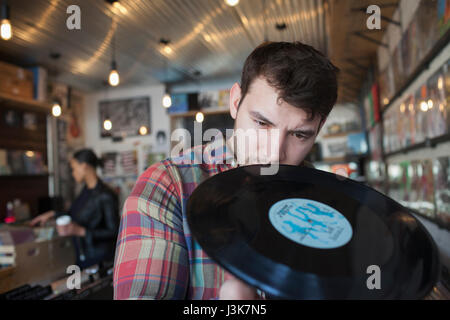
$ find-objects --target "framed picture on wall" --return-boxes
[99,96,151,138]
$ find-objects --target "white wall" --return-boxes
[83,83,169,176]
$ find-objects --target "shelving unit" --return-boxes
[0,92,51,113]
[321,131,361,139]
[0,94,52,221]
[169,107,232,149]
[169,107,229,118]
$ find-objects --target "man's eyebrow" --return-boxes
[249,111,276,126]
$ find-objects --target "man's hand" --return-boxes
[56,222,86,237]
[219,273,259,300]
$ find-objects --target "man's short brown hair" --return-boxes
[239,41,339,120]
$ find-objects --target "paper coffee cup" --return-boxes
[56,215,72,226]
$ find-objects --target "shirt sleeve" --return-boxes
[113,161,189,300]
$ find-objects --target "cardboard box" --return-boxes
[0,61,34,99]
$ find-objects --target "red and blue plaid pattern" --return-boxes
[113,137,238,299]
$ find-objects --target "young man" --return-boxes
[113,41,339,299]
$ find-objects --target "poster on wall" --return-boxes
[120,150,138,175]
[101,152,118,177]
[198,91,219,109]
[142,144,166,171]
[67,88,85,147]
[99,96,151,138]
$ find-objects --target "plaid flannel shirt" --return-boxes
[113,135,312,300]
[113,136,238,300]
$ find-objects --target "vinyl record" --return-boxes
[186,164,440,299]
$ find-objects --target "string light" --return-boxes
[108,24,119,86]
[162,93,172,108]
[52,101,61,117]
[139,125,148,135]
[420,101,428,112]
[195,112,204,123]
[109,62,120,86]
[0,3,12,40]
[112,0,127,14]
[438,77,443,90]
[103,119,112,131]
[225,0,239,7]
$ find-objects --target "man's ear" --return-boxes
[229,82,242,120]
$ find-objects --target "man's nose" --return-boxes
[264,132,287,164]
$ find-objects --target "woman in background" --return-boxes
[30,149,120,269]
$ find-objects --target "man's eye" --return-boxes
[293,133,307,139]
[254,120,267,127]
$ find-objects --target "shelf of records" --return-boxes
[365,156,450,230]
[0,149,48,176]
[379,0,450,110]
[382,59,450,156]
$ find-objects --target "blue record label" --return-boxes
[268,198,353,249]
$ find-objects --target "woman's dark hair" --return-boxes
[73,149,103,169]
[239,41,339,121]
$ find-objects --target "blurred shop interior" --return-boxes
[0,0,449,299]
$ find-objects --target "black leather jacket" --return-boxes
[55,179,119,267]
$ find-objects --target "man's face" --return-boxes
[229,77,325,166]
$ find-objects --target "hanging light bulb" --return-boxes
[139,125,148,135]
[225,0,239,6]
[162,93,172,108]
[195,112,204,123]
[103,119,112,131]
[109,61,119,86]
[52,101,62,117]
[438,77,443,90]
[108,30,120,86]
[111,0,127,14]
[420,101,428,112]
[1,3,12,40]
[1,19,11,40]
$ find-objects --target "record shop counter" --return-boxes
[0,223,77,294]
[0,223,114,300]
